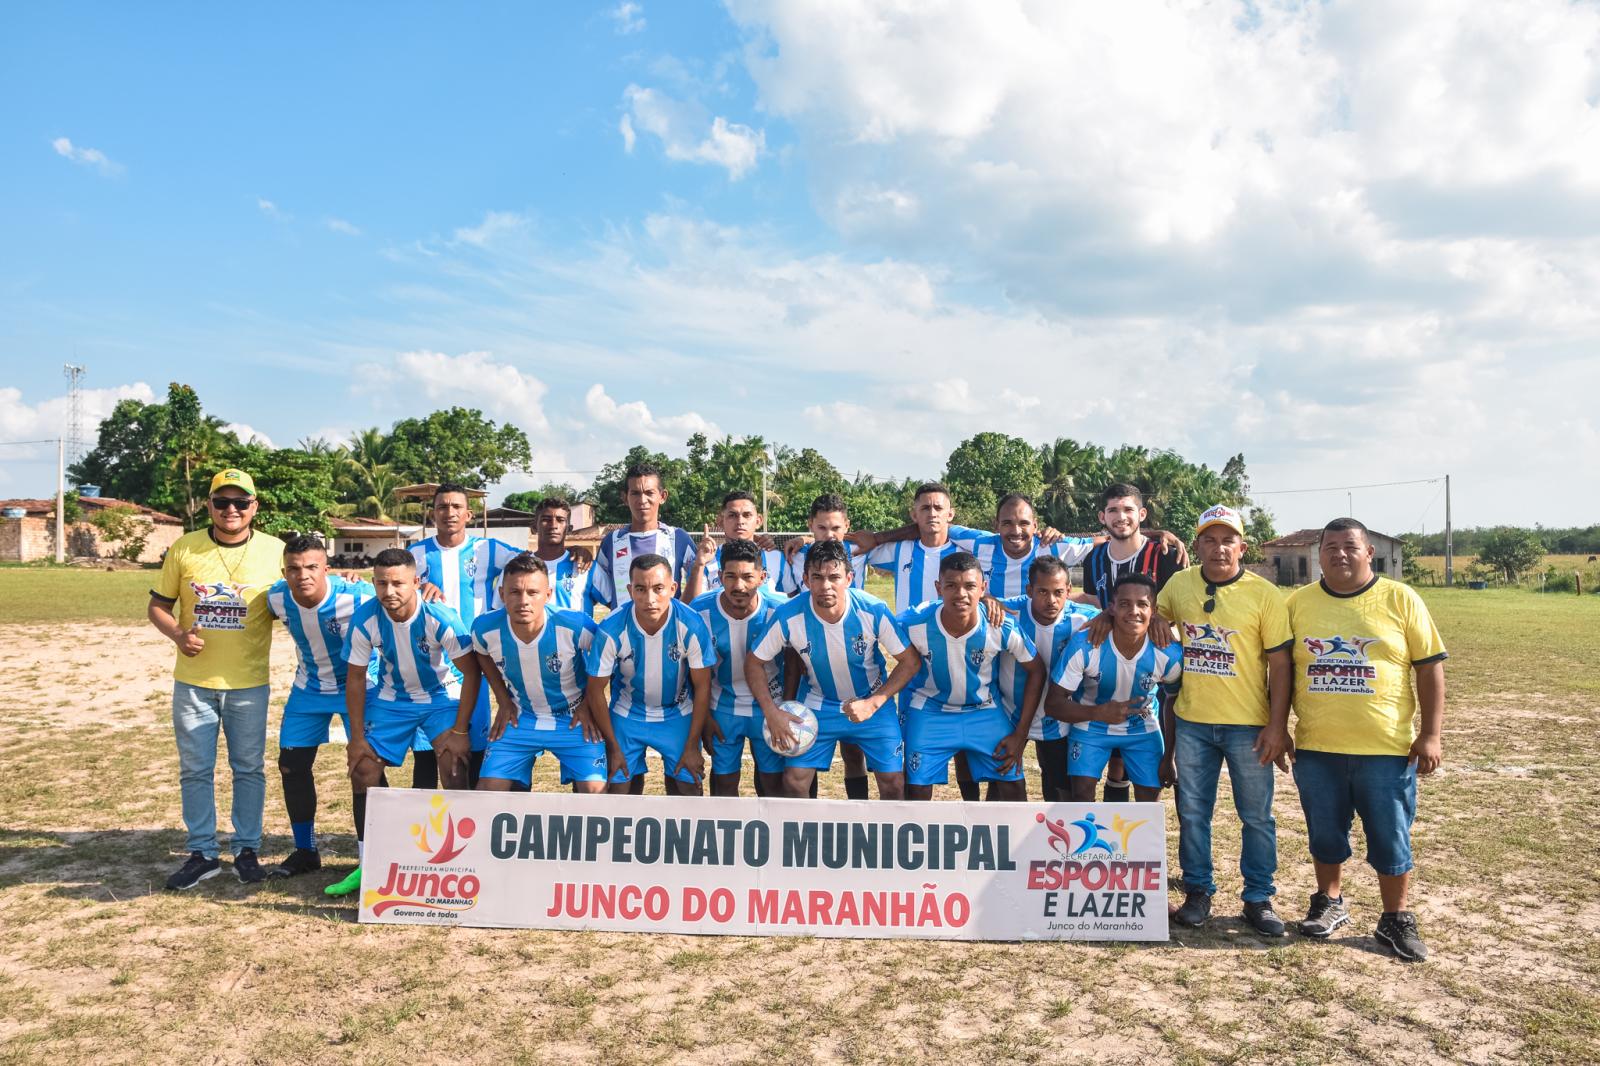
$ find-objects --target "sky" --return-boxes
[3,1,1597,536]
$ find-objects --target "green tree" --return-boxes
[1037,437,1108,532]
[589,446,685,525]
[90,505,153,562]
[1476,527,1545,584]
[231,444,340,536]
[842,473,915,533]
[501,484,581,512]
[69,397,172,505]
[770,446,848,529]
[943,432,1044,527]
[386,407,532,488]
[1242,507,1278,564]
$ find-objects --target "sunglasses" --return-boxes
[1203,582,1218,614]
[210,496,253,511]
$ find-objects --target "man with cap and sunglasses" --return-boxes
[148,468,286,889]
[1156,504,1294,935]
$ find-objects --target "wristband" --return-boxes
[449,727,469,735]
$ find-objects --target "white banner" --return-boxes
[359,790,1168,941]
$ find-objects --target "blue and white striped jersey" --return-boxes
[900,603,1034,714]
[699,545,787,596]
[779,542,869,594]
[540,551,587,610]
[265,575,375,695]
[969,535,1097,599]
[343,598,473,705]
[1052,630,1182,737]
[690,588,787,718]
[994,595,1101,740]
[750,588,907,714]
[864,525,984,611]
[585,599,716,721]
[471,605,594,725]
[584,525,698,615]
[409,535,523,626]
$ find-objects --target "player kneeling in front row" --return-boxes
[1046,574,1182,803]
[691,539,789,797]
[900,552,1042,802]
[585,554,717,795]
[263,535,376,878]
[748,540,919,799]
[330,548,480,896]
[474,554,607,793]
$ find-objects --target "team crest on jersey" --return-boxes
[560,575,576,593]
[667,641,683,662]
[852,635,871,658]
[324,619,344,641]
[968,647,988,669]
[463,554,479,580]
[544,654,563,675]
[1303,635,1381,695]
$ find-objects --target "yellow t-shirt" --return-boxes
[1158,567,1292,726]
[153,527,286,689]
[1287,576,1447,756]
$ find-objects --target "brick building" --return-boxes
[0,496,185,564]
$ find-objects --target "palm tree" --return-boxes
[332,461,403,522]
[1038,437,1106,531]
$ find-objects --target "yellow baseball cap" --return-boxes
[209,468,257,497]
[1196,504,1245,536]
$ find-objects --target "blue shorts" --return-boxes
[481,714,607,786]
[366,698,459,767]
[789,703,904,773]
[1068,728,1164,789]
[411,676,489,752]
[711,712,785,776]
[611,713,698,784]
[279,687,354,748]
[904,705,1022,786]
[1292,749,1417,876]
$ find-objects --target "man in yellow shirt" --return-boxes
[1288,518,1446,962]
[148,469,286,890]
[1157,505,1294,936]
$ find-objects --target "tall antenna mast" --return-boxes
[63,362,86,468]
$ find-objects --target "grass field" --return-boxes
[1416,553,1600,591]
[0,571,1597,1064]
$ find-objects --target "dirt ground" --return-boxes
[1,621,1597,1065]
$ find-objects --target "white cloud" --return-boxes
[609,1,645,34]
[51,137,122,176]
[619,114,636,153]
[359,350,554,437]
[452,211,527,246]
[257,198,289,220]
[0,382,157,490]
[325,217,361,236]
[583,384,720,446]
[621,85,765,179]
[225,422,274,447]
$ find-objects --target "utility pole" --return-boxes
[55,437,65,563]
[1444,474,1453,587]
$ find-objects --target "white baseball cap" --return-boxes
[1196,505,1245,536]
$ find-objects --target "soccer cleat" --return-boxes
[1375,911,1429,962]
[324,866,363,897]
[268,848,322,879]
[233,849,269,884]
[1299,892,1350,938]
[1243,899,1287,937]
[165,851,221,891]
[1171,891,1213,928]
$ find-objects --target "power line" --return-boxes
[0,439,61,447]
[1252,477,1442,496]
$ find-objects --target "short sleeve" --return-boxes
[1048,537,1095,567]
[1160,646,1183,684]
[470,617,492,656]
[1001,594,1030,614]
[1052,643,1086,692]
[1403,588,1448,664]
[576,616,597,654]
[948,525,986,551]
[586,629,619,678]
[343,616,372,667]
[438,609,473,659]
[751,612,789,661]
[1260,586,1293,652]
[685,617,717,669]
[154,541,184,600]
[1003,620,1036,663]
[1156,579,1178,623]
[874,603,908,657]
[584,548,615,613]
[865,543,897,572]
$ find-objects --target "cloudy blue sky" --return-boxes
[4,1,1597,534]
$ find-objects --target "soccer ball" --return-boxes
[763,701,819,758]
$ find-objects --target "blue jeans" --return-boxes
[1175,717,1277,902]
[1292,749,1416,876]
[172,682,269,858]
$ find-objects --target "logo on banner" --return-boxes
[1036,810,1149,858]
[364,795,482,918]
[1303,635,1381,695]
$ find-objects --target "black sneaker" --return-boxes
[233,849,269,884]
[164,851,221,891]
[1243,899,1287,937]
[268,848,322,879]
[1172,891,1212,928]
[1375,911,1429,962]
[1299,892,1350,938]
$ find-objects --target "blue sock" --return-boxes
[291,821,316,851]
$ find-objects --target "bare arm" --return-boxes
[1410,659,1445,774]
[1255,646,1294,769]
[148,595,204,656]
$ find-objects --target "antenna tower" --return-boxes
[63,363,86,467]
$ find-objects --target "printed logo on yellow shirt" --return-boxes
[189,581,256,631]
[1302,635,1381,695]
[1179,621,1241,678]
